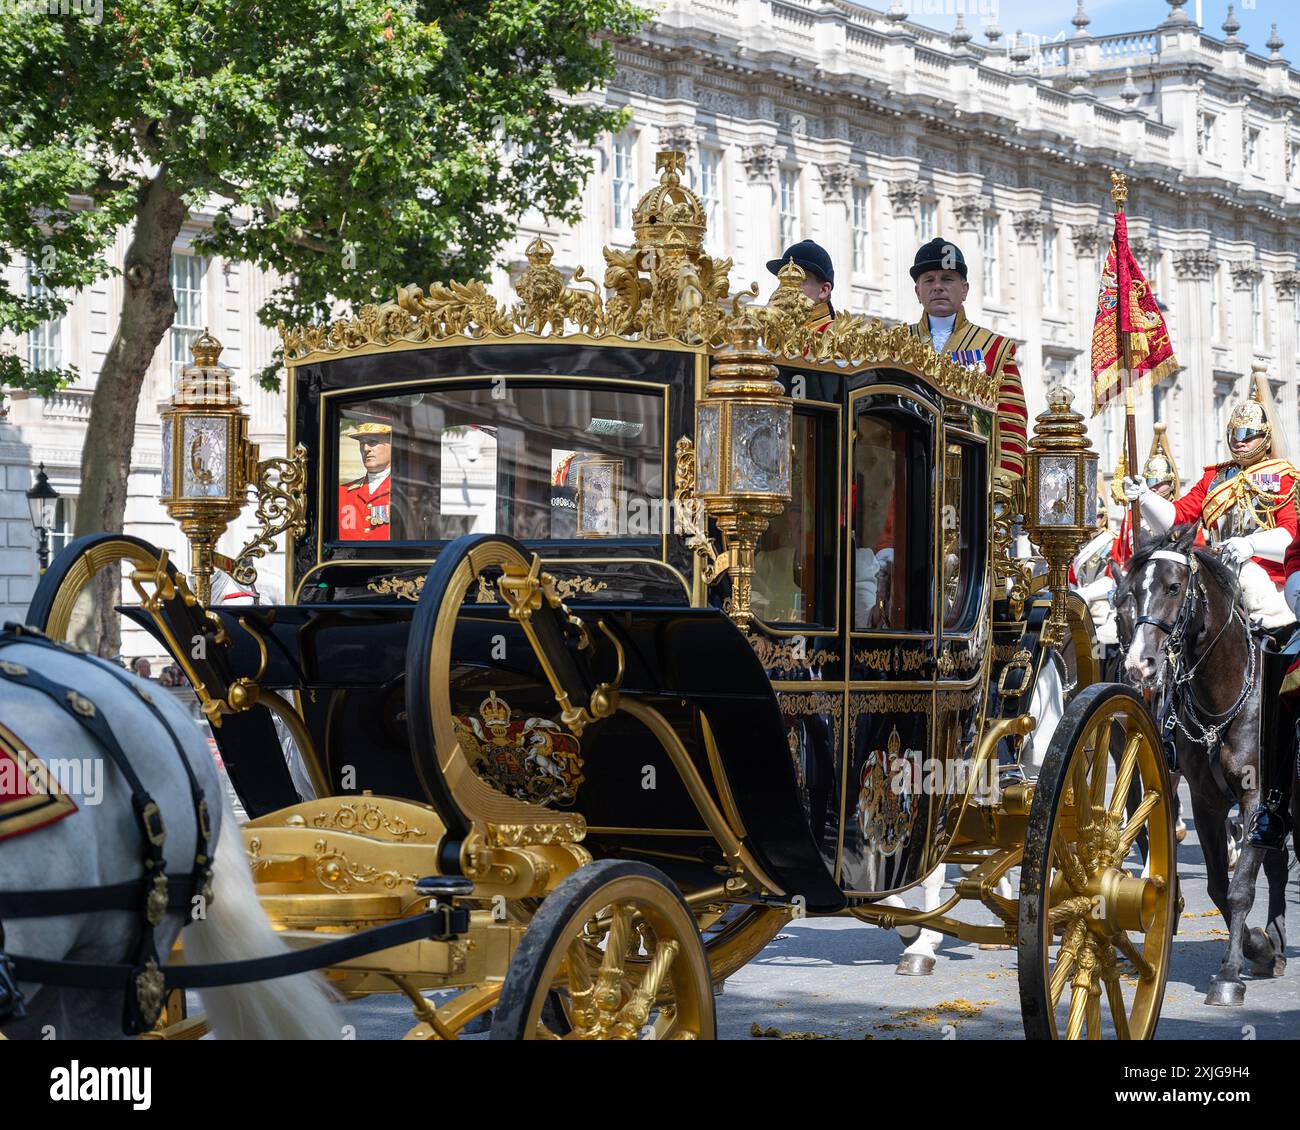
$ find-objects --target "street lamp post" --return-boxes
[25,462,59,574]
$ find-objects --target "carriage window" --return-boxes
[942,438,986,632]
[753,412,819,623]
[852,407,933,632]
[333,384,663,542]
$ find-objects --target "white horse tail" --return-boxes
[183,794,341,1040]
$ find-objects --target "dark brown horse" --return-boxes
[1115,523,1293,1006]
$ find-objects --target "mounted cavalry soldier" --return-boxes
[1122,374,1297,631]
[767,239,836,333]
[907,238,1028,482]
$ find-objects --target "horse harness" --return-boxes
[0,622,214,1033]
[0,622,469,1037]
[1128,549,1255,793]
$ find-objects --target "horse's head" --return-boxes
[1114,523,1200,688]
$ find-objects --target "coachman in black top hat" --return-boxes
[766,239,835,332]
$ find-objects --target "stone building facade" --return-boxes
[4,0,1300,633]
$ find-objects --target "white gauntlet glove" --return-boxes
[1223,536,1254,565]
[1121,476,1148,503]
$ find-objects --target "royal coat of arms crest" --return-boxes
[856,724,916,858]
[453,690,585,806]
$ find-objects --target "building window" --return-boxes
[25,264,64,372]
[170,253,207,382]
[1201,113,1217,159]
[1252,276,1264,348]
[919,199,937,244]
[982,214,999,300]
[852,185,870,274]
[49,496,77,560]
[612,133,636,231]
[698,148,722,232]
[1289,143,1300,185]
[1042,226,1058,310]
[1247,127,1261,173]
[779,168,800,248]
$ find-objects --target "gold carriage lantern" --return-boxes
[1023,384,1099,648]
[693,310,793,627]
[159,330,308,605]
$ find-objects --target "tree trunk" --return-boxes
[73,173,187,657]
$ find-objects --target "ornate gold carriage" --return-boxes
[28,152,1176,1040]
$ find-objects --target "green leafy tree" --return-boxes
[0,0,645,590]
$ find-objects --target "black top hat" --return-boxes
[766,239,835,285]
[910,237,968,281]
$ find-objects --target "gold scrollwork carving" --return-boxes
[278,152,997,413]
[854,647,892,672]
[310,801,428,841]
[231,444,309,587]
[312,839,419,893]
[368,575,425,601]
[899,649,927,674]
[778,691,844,763]
[369,572,609,605]
[746,634,839,674]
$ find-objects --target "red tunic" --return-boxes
[338,474,392,542]
[1171,462,1298,587]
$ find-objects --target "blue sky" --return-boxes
[895,0,1300,58]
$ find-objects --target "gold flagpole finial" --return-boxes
[1110,170,1129,210]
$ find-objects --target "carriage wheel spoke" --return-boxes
[1102,967,1131,1040]
[1088,720,1113,810]
[612,938,680,1039]
[1064,980,1089,1040]
[593,904,633,1021]
[1064,942,1098,1040]
[564,936,599,1034]
[1053,840,1089,893]
[1113,932,1156,983]
[1070,742,1094,830]
[1108,733,1142,821]
[1047,895,1091,926]
[1085,983,1103,1041]
[1050,919,1088,1008]
[1117,791,1161,857]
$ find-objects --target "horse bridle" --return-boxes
[1124,547,1255,754]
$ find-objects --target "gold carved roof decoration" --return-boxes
[276,150,997,411]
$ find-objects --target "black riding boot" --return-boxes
[1249,637,1297,851]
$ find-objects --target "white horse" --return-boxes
[0,634,338,1039]
[883,653,1067,974]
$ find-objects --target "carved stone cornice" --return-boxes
[1012,210,1047,242]
[887,178,922,216]
[1230,259,1264,289]
[1173,248,1218,280]
[1129,236,1162,265]
[1275,269,1300,297]
[1070,223,1111,256]
[817,161,856,202]
[952,194,984,230]
[741,143,782,182]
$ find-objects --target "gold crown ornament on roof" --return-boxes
[632,151,707,265]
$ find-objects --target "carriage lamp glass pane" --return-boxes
[1081,458,1098,527]
[575,458,623,537]
[696,402,721,495]
[755,413,818,624]
[161,423,172,496]
[729,403,790,495]
[181,416,229,498]
[1036,454,1076,527]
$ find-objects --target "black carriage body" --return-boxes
[115,337,1044,909]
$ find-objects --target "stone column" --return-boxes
[1071,222,1111,465]
[1012,210,1047,422]
[887,179,922,324]
[1230,258,1263,391]
[1172,248,1218,475]
[817,162,854,312]
[1274,269,1300,447]
[741,142,783,291]
[952,194,985,316]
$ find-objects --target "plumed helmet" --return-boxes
[1226,364,1280,468]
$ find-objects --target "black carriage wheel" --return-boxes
[491,860,715,1041]
[1018,684,1175,1040]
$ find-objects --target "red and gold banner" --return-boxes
[1090,210,1179,415]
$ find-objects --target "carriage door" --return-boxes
[841,389,937,896]
[932,415,991,854]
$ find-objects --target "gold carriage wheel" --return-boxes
[491,860,715,1040]
[1018,685,1174,1040]
[39,538,165,643]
